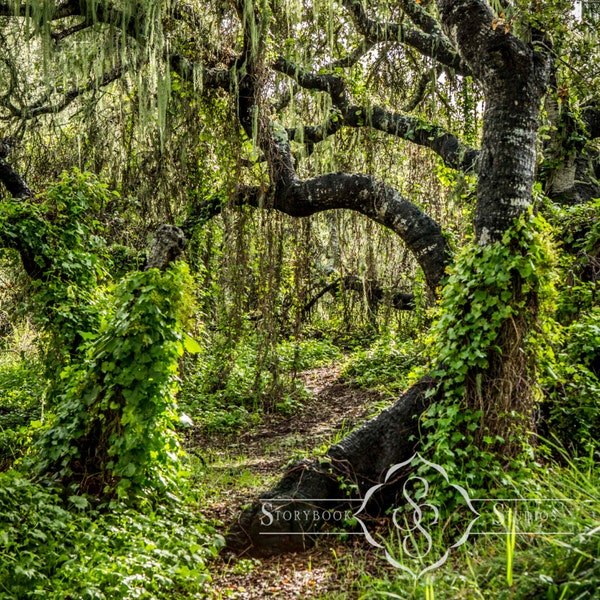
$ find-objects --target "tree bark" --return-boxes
[189,174,449,293]
[226,376,436,556]
[144,225,187,271]
[438,0,549,244]
[0,157,32,199]
[436,0,551,449]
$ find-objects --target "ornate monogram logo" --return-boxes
[353,453,481,578]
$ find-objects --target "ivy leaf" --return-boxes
[183,333,202,354]
[68,495,89,509]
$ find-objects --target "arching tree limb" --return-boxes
[187,174,449,293]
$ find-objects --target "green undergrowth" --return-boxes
[179,329,424,435]
[341,335,425,397]
[180,335,344,433]
[325,453,600,600]
[0,470,223,599]
[0,353,47,470]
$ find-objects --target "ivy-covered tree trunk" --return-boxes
[226,0,552,554]
[437,0,550,450]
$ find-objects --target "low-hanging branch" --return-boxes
[187,172,449,292]
[273,57,478,172]
[303,274,416,315]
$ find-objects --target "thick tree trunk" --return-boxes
[436,0,550,452]
[226,376,436,556]
[226,0,553,556]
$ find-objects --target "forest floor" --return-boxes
[192,366,398,599]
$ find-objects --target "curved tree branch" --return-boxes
[188,173,449,293]
[303,274,415,314]
[274,57,478,172]
[341,0,469,75]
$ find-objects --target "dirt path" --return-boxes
[198,366,394,599]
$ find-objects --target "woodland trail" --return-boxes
[196,366,397,599]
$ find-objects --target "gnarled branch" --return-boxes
[188,172,449,292]
[274,58,478,172]
[303,274,415,314]
[341,0,469,74]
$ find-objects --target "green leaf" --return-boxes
[68,495,89,509]
[183,334,202,354]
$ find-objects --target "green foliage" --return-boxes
[0,169,197,499]
[180,335,341,432]
[0,470,221,599]
[430,211,555,399]
[550,198,600,322]
[536,199,600,454]
[0,169,114,371]
[542,308,600,453]
[0,355,47,469]
[341,335,425,397]
[35,262,195,498]
[419,212,556,497]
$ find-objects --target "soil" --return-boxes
[195,366,396,599]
